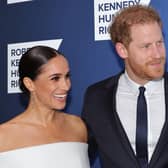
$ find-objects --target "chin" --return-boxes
[54,105,66,111]
[50,104,65,111]
[52,102,66,110]
[52,108,64,112]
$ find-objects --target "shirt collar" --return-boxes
[119,71,164,96]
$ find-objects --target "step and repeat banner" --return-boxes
[0,0,168,167]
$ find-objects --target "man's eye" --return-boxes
[157,40,164,46]
[144,44,150,48]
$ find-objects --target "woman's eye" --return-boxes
[51,76,60,81]
[66,73,71,79]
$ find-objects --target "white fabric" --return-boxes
[116,71,165,161]
[0,142,90,168]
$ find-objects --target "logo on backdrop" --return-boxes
[7,0,32,4]
[7,39,63,94]
[94,0,151,41]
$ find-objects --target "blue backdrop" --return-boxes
[0,0,168,167]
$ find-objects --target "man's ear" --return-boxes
[23,77,35,92]
[115,42,128,59]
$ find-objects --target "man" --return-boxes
[82,5,168,168]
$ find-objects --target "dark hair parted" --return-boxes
[109,5,162,47]
[19,45,63,94]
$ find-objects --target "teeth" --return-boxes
[54,94,67,98]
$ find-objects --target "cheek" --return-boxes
[35,85,55,104]
[133,51,147,65]
[160,48,166,56]
[128,54,142,66]
[35,82,53,96]
[68,79,71,88]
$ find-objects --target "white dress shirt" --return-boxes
[116,72,165,161]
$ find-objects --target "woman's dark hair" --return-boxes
[19,45,63,94]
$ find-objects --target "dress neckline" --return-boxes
[0,141,88,154]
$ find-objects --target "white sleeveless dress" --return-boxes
[0,142,90,168]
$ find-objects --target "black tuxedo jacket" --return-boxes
[82,72,168,168]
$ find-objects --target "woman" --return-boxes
[0,46,90,168]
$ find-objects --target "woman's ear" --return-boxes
[115,42,128,59]
[23,77,35,92]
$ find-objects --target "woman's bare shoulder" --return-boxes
[63,113,88,141]
[0,120,19,150]
[0,120,16,133]
[0,117,21,136]
[64,113,85,126]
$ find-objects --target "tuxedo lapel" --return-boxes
[105,73,139,166]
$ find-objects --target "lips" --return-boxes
[148,59,165,67]
[150,57,165,64]
[150,61,161,65]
